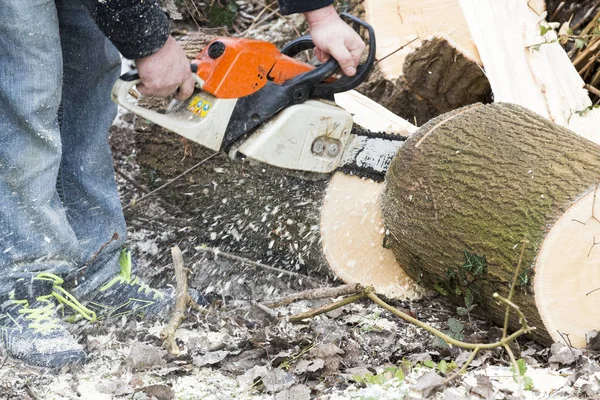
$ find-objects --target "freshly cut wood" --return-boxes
[361,0,494,125]
[382,103,600,346]
[364,0,481,79]
[320,90,423,300]
[459,0,600,145]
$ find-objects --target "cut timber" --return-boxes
[321,174,422,300]
[459,0,600,145]
[382,103,600,346]
[361,0,497,125]
[320,90,423,300]
[364,0,481,79]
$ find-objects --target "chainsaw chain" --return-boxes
[337,125,408,182]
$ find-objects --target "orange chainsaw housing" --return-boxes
[194,37,315,99]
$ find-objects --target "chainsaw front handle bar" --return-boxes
[111,65,203,126]
[280,13,376,100]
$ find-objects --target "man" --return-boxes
[0,0,364,369]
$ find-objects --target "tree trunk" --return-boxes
[382,103,600,346]
[360,0,496,126]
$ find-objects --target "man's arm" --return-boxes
[95,0,194,99]
[278,1,365,76]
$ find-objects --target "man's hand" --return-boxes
[304,6,366,76]
[135,36,195,100]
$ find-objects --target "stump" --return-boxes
[382,103,600,346]
[360,0,494,125]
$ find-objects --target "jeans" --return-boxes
[0,0,126,297]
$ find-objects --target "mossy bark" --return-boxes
[382,103,600,344]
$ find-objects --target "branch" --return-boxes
[287,291,368,323]
[265,283,363,308]
[160,246,191,354]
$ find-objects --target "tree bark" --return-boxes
[382,103,600,346]
[359,0,494,126]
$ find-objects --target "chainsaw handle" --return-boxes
[310,13,376,98]
[279,13,376,100]
[280,35,315,57]
[110,66,204,128]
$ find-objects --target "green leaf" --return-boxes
[447,318,464,334]
[434,281,449,296]
[394,368,405,381]
[462,250,487,275]
[523,376,534,391]
[539,25,552,36]
[423,360,435,369]
[456,307,468,316]
[518,270,529,286]
[575,37,587,49]
[437,360,448,374]
[446,268,457,280]
[464,288,475,308]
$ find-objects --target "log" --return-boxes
[459,0,600,145]
[360,0,501,126]
[382,103,600,346]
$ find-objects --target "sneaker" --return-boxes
[85,249,203,320]
[0,273,88,369]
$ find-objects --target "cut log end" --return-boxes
[320,173,424,300]
[535,188,600,348]
[382,103,600,346]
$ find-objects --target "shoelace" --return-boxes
[35,273,97,322]
[98,249,164,300]
[13,298,60,333]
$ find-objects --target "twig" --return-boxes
[287,291,368,323]
[114,168,150,194]
[25,384,39,400]
[586,83,600,98]
[196,246,319,283]
[264,283,362,308]
[67,232,120,281]
[504,343,524,393]
[503,240,528,338]
[444,347,480,384]
[160,246,192,355]
[368,292,534,350]
[123,153,219,210]
[375,37,420,65]
[242,1,277,36]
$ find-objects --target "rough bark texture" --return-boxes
[358,37,492,126]
[382,103,600,344]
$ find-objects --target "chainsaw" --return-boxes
[111,14,406,181]
[111,14,421,300]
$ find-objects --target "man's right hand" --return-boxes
[135,36,195,100]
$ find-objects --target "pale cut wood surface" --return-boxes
[319,90,423,300]
[535,188,600,347]
[459,0,600,145]
[364,0,482,80]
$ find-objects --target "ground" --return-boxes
[2,5,600,399]
[1,93,599,400]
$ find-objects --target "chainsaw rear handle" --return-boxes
[280,13,376,99]
[111,64,203,126]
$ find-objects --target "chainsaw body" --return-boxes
[111,14,403,175]
[111,14,419,300]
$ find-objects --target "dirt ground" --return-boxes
[1,6,600,399]
[0,100,598,400]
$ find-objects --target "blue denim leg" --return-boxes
[0,0,126,296]
[56,0,127,297]
[0,0,78,294]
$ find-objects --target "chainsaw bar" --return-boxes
[338,126,408,182]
